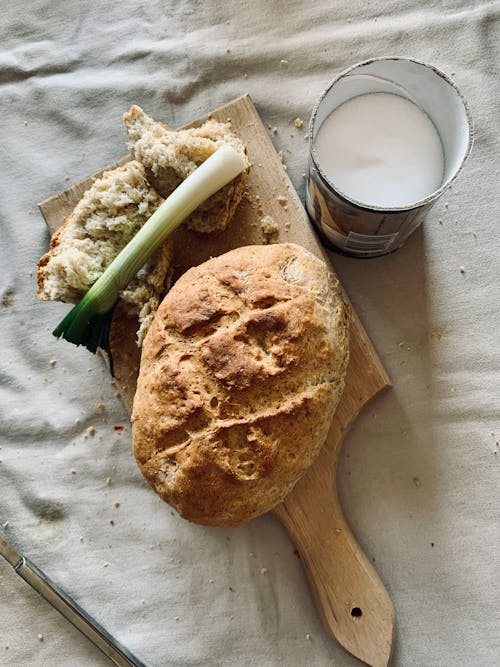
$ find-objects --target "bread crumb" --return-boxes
[413,476,421,487]
[260,567,268,574]
[293,117,303,128]
[444,202,449,209]
[97,403,105,411]
[306,633,311,640]
[431,330,443,340]
[277,151,287,171]
[459,266,465,274]
[260,216,279,244]
[1,291,15,308]
[70,468,76,475]
[37,634,44,641]
[277,195,287,206]
[280,59,289,66]
[334,528,342,534]
[438,218,443,224]
[49,359,57,366]
[87,426,95,436]
[103,562,109,568]
[114,500,120,508]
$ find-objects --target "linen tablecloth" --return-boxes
[1,2,499,665]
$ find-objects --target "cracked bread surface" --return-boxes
[132,243,350,526]
[123,105,250,234]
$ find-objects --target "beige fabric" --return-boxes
[1,2,499,666]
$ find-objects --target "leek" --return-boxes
[52,145,247,369]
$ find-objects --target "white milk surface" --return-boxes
[314,92,445,208]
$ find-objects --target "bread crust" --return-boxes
[132,243,350,526]
[37,214,73,299]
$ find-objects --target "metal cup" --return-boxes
[306,57,473,257]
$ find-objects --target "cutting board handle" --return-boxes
[274,447,395,667]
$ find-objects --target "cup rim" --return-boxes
[308,56,474,214]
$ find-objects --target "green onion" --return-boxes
[53,145,247,369]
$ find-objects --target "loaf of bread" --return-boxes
[37,160,173,345]
[123,105,249,234]
[132,243,350,526]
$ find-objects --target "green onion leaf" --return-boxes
[52,145,247,369]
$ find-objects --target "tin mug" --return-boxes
[306,57,473,257]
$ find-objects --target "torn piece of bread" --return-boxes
[132,243,350,526]
[123,105,250,234]
[37,160,173,346]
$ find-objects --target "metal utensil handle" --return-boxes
[15,556,146,667]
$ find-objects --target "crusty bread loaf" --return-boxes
[37,160,173,345]
[123,105,250,234]
[132,243,350,526]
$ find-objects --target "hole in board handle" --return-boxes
[351,607,363,618]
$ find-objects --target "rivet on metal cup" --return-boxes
[306,57,473,258]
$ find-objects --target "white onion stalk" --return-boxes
[53,146,247,367]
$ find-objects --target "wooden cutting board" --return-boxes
[39,94,395,667]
